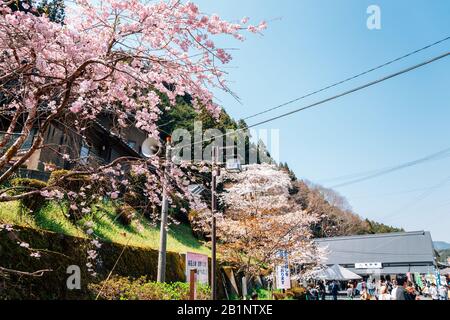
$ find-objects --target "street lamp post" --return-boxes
[210,146,241,300]
[189,146,242,299]
[142,135,171,283]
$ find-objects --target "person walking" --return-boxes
[360,288,372,300]
[392,276,407,300]
[311,285,319,300]
[405,281,417,300]
[438,285,448,301]
[422,284,429,298]
[386,279,393,294]
[318,280,326,301]
[391,280,399,300]
[367,279,376,296]
[378,285,391,300]
[331,280,339,301]
[429,283,439,301]
[346,281,354,300]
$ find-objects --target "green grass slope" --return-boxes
[0,201,209,255]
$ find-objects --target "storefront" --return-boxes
[315,231,438,278]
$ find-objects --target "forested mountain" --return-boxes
[434,241,450,251]
[438,249,450,264]
[157,98,273,165]
[291,178,403,238]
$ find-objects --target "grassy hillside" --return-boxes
[0,201,209,255]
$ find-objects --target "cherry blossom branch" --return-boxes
[0,266,53,277]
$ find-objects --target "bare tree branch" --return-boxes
[0,266,53,277]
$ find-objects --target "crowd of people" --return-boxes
[354,276,448,300]
[303,274,449,300]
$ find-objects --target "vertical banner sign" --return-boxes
[276,250,291,290]
[406,272,412,282]
[415,273,423,288]
[186,252,209,285]
[435,269,441,288]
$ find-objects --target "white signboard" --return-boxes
[185,252,209,285]
[355,262,382,269]
[276,250,291,290]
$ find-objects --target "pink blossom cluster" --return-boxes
[86,236,102,277]
[0,0,266,137]
[0,223,13,231]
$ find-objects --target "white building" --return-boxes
[315,231,438,276]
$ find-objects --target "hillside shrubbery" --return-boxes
[90,276,211,300]
[10,178,48,214]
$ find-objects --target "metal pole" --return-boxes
[189,269,198,300]
[242,275,247,300]
[157,138,171,283]
[211,146,218,300]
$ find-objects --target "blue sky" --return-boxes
[193,0,450,242]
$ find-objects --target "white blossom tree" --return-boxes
[193,164,326,281]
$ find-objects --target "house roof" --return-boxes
[315,231,436,267]
[91,120,142,158]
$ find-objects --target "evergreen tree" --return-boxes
[6,0,65,23]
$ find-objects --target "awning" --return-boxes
[313,264,362,281]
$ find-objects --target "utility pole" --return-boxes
[157,137,171,283]
[211,146,219,300]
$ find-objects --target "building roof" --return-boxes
[315,231,436,270]
[91,120,142,158]
[313,264,362,281]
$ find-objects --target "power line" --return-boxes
[246,52,449,128]
[328,146,450,189]
[350,185,450,199]
[242,36,450,121]
[320,160,450,184]
[433,199,450,210]
[172,52,450,151]
[382,174,450,222]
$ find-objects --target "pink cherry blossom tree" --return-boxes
[0,0,266,209]
[0,0,266,276]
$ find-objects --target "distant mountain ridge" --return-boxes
[434,241,450,251]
